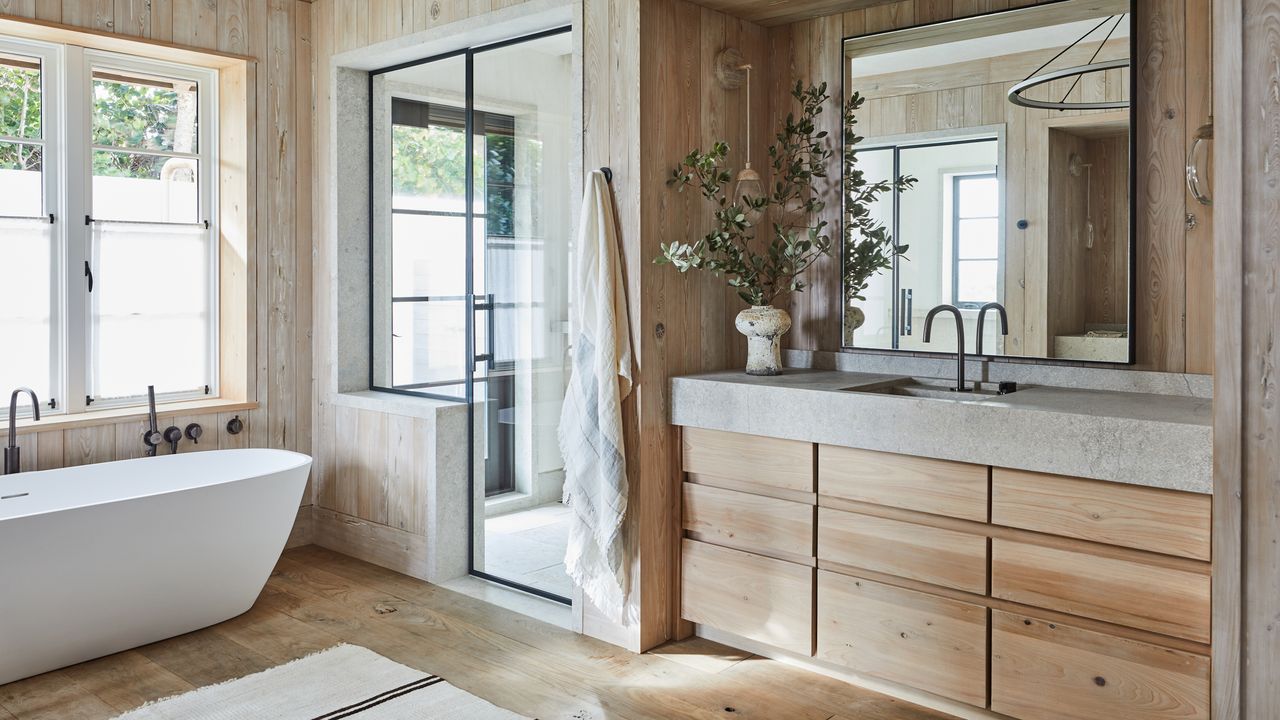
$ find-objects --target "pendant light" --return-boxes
[1007,13,1129,111]
[714,49,763,208]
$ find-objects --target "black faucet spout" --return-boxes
[5,387,41,475]
[976,302,1010,356]
[923,304,969,392]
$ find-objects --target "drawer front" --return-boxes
[817,571,988,708]
[684,483,814,561]
[991,539,1210,643]
[818,445,988,521]
[991,611,1209,720]
[682,427,813,493]
[992,468,1211,561]
[681,539,814,656]
[818,507,988,594]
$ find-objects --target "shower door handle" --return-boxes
[472,293,495,371]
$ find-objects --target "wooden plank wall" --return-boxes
[0,1,314,534]
[770,0,1215,374]
[1211,0,1277,716]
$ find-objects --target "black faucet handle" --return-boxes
[163,426,182,454]
[184,423,203,444]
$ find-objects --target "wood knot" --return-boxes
[1094,676,1107,687]
[430,1,441,20]
[373,603,398,615]
[655,323,666,338]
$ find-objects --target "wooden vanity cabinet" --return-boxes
[678,427,1212,720]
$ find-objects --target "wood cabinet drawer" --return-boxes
[818,445,988,521]
[992,468,1211,561]
[991,611,1209,720]
[817,507,987,594]
[682,427,813,493]
[681,539,814,656]
[816,571,987,708]
[683,483,813,561]
[991,539,1210,643]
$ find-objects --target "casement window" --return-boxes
[0,35,217,417]
[950,172,1000,308]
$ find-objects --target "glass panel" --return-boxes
[846,147,895,348]
[472,30,574,599]
[957,218,999,258]
[391,122,467,214]
[391,213,465,297]
[0,218,53,409]
[957,175,998,218]
[91,222,211,399]
[0,52,42,140]
[957,259,998,304]
[0,141,43,217]
[391,300,466,388]
[92,69,198,153]
[92,150,199,223]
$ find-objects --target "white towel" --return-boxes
[559,170,635,624]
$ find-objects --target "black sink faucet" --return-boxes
[923,304,969,392]
[5,388,40,474]
[975,302,1010,356]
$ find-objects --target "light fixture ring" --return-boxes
[1007,58,1129,111]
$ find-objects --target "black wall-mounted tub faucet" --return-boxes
[5,388,40,474]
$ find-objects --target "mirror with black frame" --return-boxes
[842,0,1132,363]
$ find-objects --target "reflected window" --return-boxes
[951,173,999,308]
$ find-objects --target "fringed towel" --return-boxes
[559,170,635,624]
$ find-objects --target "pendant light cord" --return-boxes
[744,64,753,168]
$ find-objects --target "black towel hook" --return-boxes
[600,166,613,184]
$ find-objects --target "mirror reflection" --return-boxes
[843,0,1132,363]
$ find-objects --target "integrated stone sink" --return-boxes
[842,377,1007,402]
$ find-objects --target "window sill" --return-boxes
[1,398,258,434]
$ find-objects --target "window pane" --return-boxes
[958,218,999,258]
[91,222,210,399]
[392,213,466,297]
[392,122,467,214]
[0,218,53,408]
[0,141,43,216]
[0,52,42,140]
[392,300,466,388]
[93,150,199,223]
[92,70,198,153]
[957,259,998,304]
[957,175,998,218]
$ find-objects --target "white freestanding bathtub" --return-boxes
[0,448,311,686]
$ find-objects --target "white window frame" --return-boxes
[0,34,219,418]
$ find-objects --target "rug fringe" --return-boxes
[113,643,356,719]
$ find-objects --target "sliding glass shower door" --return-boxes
[373,28,575,603]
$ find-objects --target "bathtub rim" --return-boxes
[0,448,313,522]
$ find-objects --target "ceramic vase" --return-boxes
[736,305,791,376]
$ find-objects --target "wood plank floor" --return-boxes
[0,546,954,720]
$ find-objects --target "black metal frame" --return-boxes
[368,25,573,607]
[840,0,1138,366]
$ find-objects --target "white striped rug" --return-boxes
[116,644,530,719]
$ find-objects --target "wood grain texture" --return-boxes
[816,570,988,707]
[818,506,988,594]
[1210,0,1242,716]
[991,538,1210,644]
[818,444,988,521]
[682,426,815,493]
[681,539,815,656]
[683,482,815,561]
[991,610,1209,720]
[991,467,1211,561]
[1182,0,1213,374]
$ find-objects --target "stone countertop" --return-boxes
[670,369,1212,494]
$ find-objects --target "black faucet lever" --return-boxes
[976,302,1010,356]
